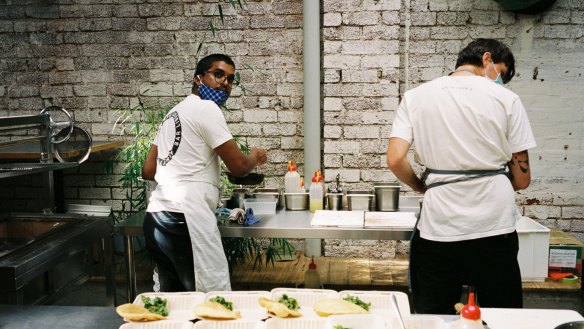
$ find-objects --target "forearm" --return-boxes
[141,145,158,181]
[386,137,426,194]
[507,150,531,190]
[391,159,426,194]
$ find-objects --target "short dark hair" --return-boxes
[192,54,236,93]
[455,38,516,84]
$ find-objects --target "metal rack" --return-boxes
[0,113,79,210]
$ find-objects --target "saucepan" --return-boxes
[225,172,264,185]
[555,321,584,329]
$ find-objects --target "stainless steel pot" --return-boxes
[284,192,309,210]
[327,193,343,210]
[374,183,401,212]
[226,188,249,209]
[346,190,374,211]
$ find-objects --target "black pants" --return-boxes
[410,230,523,314]
[143,211,196,292]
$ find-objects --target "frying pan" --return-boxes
[225,172,264,186]
[555,321,584,329]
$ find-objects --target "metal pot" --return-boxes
[346,190,374,211]
[555,321,584,329]
[327,193,343,211]
[373,183,401,212]
[226,188,249,209]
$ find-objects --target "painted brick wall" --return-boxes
[0,0,583,253]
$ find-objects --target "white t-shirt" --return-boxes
[390,75,537,242]
[147,94,233,213]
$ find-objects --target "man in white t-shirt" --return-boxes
[141,54,267,292]
[387,39,536,314]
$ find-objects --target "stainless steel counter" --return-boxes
[116,197,421,303]
[217,209,415,240]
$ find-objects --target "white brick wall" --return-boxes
[0,0,583,250]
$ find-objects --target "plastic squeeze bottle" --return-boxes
[304,256,321,289]
[449,293,484,329]
[309,170,324,212]
[285,160,302,193]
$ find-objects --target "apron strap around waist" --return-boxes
[422,168,506,190]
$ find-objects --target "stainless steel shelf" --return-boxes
[0,162,79,179]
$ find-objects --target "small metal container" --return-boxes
[373,183,401,211]
[226,188,249,209]
[346,190,374,211]
[327,193,343,210]
[284,192,309,210]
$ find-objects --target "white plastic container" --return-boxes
[265,317,326,329]
[284,161,302,194]
[193,319,266,329]
[243,199,277,215]
[120,321,194,329]
[133,292,205,321]
[324,314,386,329]
[516,216,550,282]
[309,171,324,213]
[203,291,271,320]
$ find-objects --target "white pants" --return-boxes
[183,181,231,292]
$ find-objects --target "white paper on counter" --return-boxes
[310,210,364,227]
[481,308,584,329]
[364,212,417,228]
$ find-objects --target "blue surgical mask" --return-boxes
[485,61,504,85]
[198,82,229,106]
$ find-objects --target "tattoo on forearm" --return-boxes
[514,151,530,174]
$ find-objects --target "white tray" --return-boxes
[363,211,417,228]
[120,320,194,329]
[270,288,339,318]
[481,308,584,329]
[338,290,411,327]
[203,291,271,320]
[193,319,266,329]
[324,314,385,329]
[134,292,206,321]
[404,315,447,329]
[264,317,326,329]
[311,210,364,227]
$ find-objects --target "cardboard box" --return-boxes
[548,228,583,277]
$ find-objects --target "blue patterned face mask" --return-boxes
[198,82,229,106]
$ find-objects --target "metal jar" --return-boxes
[373,183,401,211]
[327,193,343,210]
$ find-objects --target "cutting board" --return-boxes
[310,210,364,227]
[364,212,417,228]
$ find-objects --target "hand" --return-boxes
[250,148,267,166]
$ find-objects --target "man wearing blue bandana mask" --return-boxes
[141,54,267,293]
[387,39,536,314]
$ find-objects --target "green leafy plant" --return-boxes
[106,95,174,223]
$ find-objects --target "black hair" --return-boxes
[192,54,235,93]
[455,38,516,84]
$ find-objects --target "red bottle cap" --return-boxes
[309,256,317,270]
[461,292,481,320]
[288,160,297,172]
